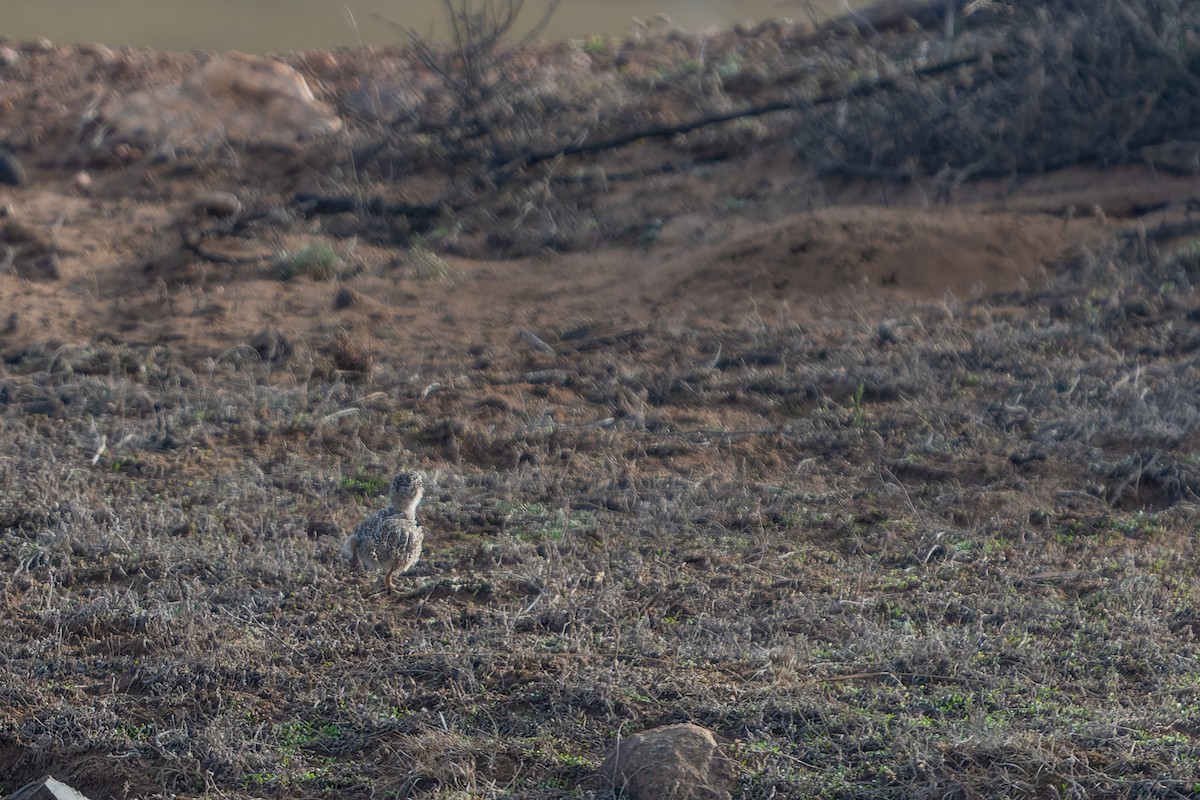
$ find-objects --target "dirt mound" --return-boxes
[0,190,1131,360]
[645,206,1106,320]
[426,205,1110,337]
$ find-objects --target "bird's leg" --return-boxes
[383,567,396,592]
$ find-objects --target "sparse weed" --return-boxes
[272,242,348,281]
[340,471,390,497]
[640,218,663,244]
[582,34,608,54]
[410,243,455,282]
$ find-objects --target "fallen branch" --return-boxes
[816,159,915,182]
[291,192,444,230]
[490,52,982,173]
[310,52,983,224]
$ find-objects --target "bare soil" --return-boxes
[2,6,1200,799]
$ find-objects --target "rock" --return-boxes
[195,191,242,218]
[109,143,135,163]
[70,171,93,195]
[77,42,117,63]
[1,218,60,280]
[0,46,20,67]
[0,150,26,186]
[302,51,339,76]
[5,775,94,800]
[327,330,372,374]
[1140,140,1200,175]
[100,52,342,151]
[249,328,292,363]
[597,723,735,800]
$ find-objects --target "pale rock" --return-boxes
[4,774,93,800]
[302,51,339,76]
[195,190,242,217]
[99,52,342,151]
[70,171,93,194]
[77,42,116,63]
[0,150,25,186]
[597,723,736,800]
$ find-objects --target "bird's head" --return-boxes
[389,470,425,516]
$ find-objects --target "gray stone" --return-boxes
[195,191,242,218]
[597,723,736,800]
[5,775,93,800]
[0,150,25,186]
[333,286,358,309]
[249,327,292,363]
[76,42,116,63]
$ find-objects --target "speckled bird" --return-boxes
[342,471,426,591]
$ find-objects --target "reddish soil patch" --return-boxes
[1,25,1195,361]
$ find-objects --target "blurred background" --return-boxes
[0,0,861,51]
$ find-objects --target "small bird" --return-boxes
[342,471,426,591]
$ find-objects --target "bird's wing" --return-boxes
[380,516,417,549]
[350,509,393,563]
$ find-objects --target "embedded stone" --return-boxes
[597,723,735,800]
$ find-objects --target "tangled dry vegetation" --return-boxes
[1,235,1200,798]
[319,0,1200,255]
[798,0,1200,181]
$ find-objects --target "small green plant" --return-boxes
[847,383,867,428]
[715,53,743,79]
[582,34,608,54]
[117,722,154,740]
[660,58,701,76]
[556,752,593,768]
[640,218,664,244]
[501,500,596,541]
[278,720,344,754]
[1164,237,1200,278]
[243,772,284,788]
[272,242,346,281]
[340,473,389,497]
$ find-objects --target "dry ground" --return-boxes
[2,4,1200,798]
